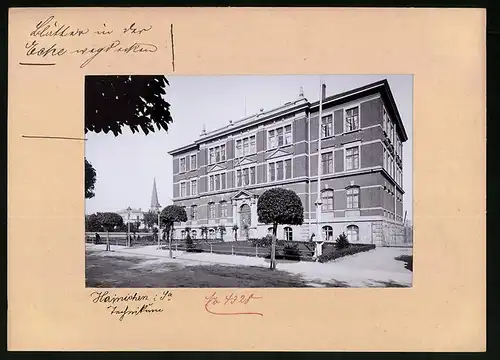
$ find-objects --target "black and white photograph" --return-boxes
[84,74,413,288]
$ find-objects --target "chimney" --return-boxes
[321,83,327,101]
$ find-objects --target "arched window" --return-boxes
[191,230,197,239]
[321,189,334,211]
[346,225,359,242]
[220,201,228,218]
[322,226,334,241]
[284,227,293,241]
[208,202,216,219]
[346,186,360,209]
[267,227,273,235]
[181,230,186,239]
[208,228,216,239]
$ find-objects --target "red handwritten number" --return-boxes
[204,292,263,316]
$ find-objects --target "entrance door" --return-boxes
[239,204,251,239]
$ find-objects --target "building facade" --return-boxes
[168,80,408,246]
[117,208,145,226]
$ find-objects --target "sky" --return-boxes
[85,74,413,220]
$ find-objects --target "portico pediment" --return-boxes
[208,163,226,173]
[234,157,257,168]
[266,147,292,160]
[231,189,255,200]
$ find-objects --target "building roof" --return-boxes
[150,178,161,210]
[168,79,408,156]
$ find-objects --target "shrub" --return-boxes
[185,234,199,252]
[252,235,273,248]
[335,232,350,249]
[318,244,375,263]
[282,243,301,261]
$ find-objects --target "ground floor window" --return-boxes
[284,227,293,241]
[209,228,216,239]
[191,230,197,239]
[322,225,334,241]
[181,230,186,239]
[267,227,273,235]
[346,225,359,242]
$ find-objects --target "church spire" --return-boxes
[150,178,161,211]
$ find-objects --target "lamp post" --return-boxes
[157,206,162,250]
[126,207,132,247]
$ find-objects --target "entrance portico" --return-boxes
[231,189,258,240]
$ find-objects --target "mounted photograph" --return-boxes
[84,74,413,288]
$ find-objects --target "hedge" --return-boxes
[318,244,376,263]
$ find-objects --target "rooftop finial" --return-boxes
[299,86,304,97]
[200,124,207,136]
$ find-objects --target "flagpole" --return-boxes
[315,78,324,258]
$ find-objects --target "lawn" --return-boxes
[86,249,313,288]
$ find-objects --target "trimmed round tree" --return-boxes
[98,212,124,251]
[160,205,188,258]
[257,188,304,269]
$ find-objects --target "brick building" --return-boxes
[168,79,408,246]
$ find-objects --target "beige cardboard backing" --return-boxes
[8,7,486,351]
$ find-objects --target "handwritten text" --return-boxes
[204,291,263,316]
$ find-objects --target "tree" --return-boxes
[85,158,97,199]
[85,75,173,136]
[257,188,304,270]
[98,212,124,251]
[200,226,208,241]
[143,210,158,230]
[85,213,102,232]
[232,224,239,242]
[218,225,226,241]
[160,205,187,258]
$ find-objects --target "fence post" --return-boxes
[175,243,178,252]
[231,245,234,256]
[115,237,118,246]
[210,244,213,254]
[255,245,258,258]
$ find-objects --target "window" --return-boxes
[390,123,394,144]
[181,230,186,239]
[321,189,334,211]
[268,163,275,182]
[321,152,333,174]
[383,147,388,171]
[383,106,390,134]
[285,159,292,179]
[209,173,224,191]
[236,166,256,187]
[285,125,292,144]
[209,229,216,239]
[276,161,284,181]
[268,159,292,182]
[191,205,197,220]
[236,136,256,157]
[180,158,186,173]
[208,144,226,164]
[180,182,187,197]
[191,230,197,239]
[268,125,292,149]
[346,225,359,242]
[190,154,197,170]
[215,174,220,190]
[346,187,360,209]
[322,226,334,241]
[209,203,216,219]
[220,201,228,217]
[321,115,333,138]
[284,227,293,241]
[345,146,360,170]
[191,180,197,195]
[345,106,360,132]
[267,227,273,235]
